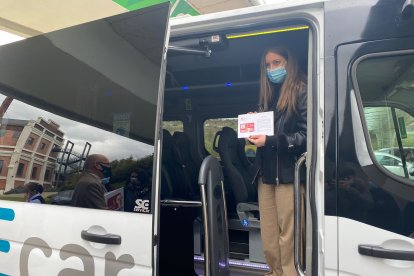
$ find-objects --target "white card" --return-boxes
[237,111,274,138]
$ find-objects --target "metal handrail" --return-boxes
[294,152,307,276]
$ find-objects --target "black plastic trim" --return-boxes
[81,230,121,245]
[358,244,414,261]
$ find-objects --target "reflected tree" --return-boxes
[0,96,13,118]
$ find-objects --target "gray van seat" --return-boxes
[161,129,201,200]
[172,131,200,199]
[161,129,176,199]
[214,127,259,228]
[159,130,200,275]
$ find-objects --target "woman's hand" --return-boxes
[247,135,266,147]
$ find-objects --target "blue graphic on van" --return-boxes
[0,208,15,221]
[0,240,10,253]
[0,207,14,275]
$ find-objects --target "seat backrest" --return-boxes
[216,127,256,205]
[172,132,199,199]
[161,129,176,199]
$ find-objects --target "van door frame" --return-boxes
[169,3,325,274]
[152,10,171,276]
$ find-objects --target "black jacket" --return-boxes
[254,90,307,185]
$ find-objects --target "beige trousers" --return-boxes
[258,180,296,276]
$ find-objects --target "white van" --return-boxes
[1,0,414,275]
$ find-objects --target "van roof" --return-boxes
[170,0,327,30]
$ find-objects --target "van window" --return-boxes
[204,118,237,158]
[0,98,156,207]
[162,120,184,134]
[356,53,414,181]
[0,95,155,210]
[0,6,167,211]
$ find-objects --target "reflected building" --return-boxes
[0,117,64,193]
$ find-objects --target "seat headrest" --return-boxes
[212,130,222,153]
[162,129,174,163]
[218,127,238,151]
[173,132,190,150]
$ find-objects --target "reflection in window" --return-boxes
[203,118,257,159]
[162,120,183,134]
[204,118,237,158]
[31,166,38,179]
[26,137,34,145]
[0,95,154,213]
[12,130,21,139]
[16,163,25,177]
[357,54,414,180]
[44,169,50,182]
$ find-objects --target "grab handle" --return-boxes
[81,230,121,245]
[294,152,307,276]
[359,244,414,261]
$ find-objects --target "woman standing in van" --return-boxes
[248,45,307,276]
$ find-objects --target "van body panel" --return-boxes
[325,0,414,55]
[0,201,153,275]
[326,0,414,270]
[338,217,414,275]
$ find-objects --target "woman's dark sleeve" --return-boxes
[265,92,307,154]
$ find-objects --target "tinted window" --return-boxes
[162,120,184,134]
[358,54,414,181]
[203,118,256,159]
[353,53,414,236]
[204,118,238,159]
[0,4,169,213]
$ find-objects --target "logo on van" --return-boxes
[19,237,134,276]
[134,199,150,213]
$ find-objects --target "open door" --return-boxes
[0,3,169,275]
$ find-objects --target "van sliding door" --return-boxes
[0,3,169,276]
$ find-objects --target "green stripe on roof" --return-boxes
[113,0,200,17]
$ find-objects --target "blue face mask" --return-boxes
[101,177,111,185]
[266,66,287,84]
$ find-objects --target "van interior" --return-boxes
[0,12,310,275]
[159,22,310,274]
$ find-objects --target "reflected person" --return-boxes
[24,182,45,204]
[72,154,112,209]
[124,169,151,213]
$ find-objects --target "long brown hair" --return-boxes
[259,45,306,115]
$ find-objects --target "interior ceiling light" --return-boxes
[226,25,309,39]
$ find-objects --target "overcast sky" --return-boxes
[0,95,154,161]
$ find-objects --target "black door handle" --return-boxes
[359,244,414,261]
[81,230,121,245]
